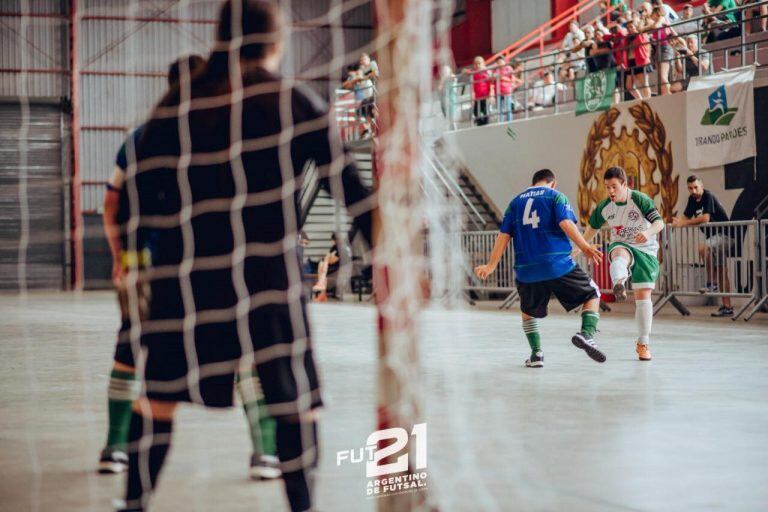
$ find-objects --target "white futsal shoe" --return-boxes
[250,454,282,480]
[525,351,544,368]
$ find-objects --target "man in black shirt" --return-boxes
[673,175,733,317]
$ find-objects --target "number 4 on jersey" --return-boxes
[523,198,540,229]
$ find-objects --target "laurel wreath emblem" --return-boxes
[578,101,678,225]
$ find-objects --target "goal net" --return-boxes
[1,0,503,510]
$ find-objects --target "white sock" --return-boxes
[635,299,653,345]
[610,255,630,285]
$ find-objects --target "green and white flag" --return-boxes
[575,68,615,116]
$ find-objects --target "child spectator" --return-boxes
[494,57,520,123]
[463,56,493,126]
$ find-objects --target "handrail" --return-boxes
[445,1,768,129]
[756,194,768,220]
[423,146,486,230]
[487,0,600,64]
[487,0,617,65]
[299,159,321,225]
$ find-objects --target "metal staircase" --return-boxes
[423,141,501,230]
[299,139,374,260]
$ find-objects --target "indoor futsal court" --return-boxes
[2,1,768,511]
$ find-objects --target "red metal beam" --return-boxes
[81,69,166,78]
[70,0,83,290]
[80,14,217,25]
[0,68,68,74]
[0,11,67,20]
[81,125,128,131]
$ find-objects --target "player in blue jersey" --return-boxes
[475,169,605,367]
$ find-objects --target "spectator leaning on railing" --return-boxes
[650,6,680,96]
[673,176,735,318]
[528,70,567,109]
[438,65,458,128]
[357,53,378,138]
[702,0,741,42]
[625,19,653,99]
[463,56,493,126]
[494,56,521,123]
[672,34,710,91]
[673,3,699,35]
[603,21,630,101]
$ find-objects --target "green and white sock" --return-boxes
[106,368,139,450]
[522,318,541,353]
[236,369,277,456]
[581,311,600,338]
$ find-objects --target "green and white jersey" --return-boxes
[588,190,662,256]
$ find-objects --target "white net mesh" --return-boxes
[1,0,489,510]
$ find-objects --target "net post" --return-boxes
[373,0,431,510]
[68,0,84,289]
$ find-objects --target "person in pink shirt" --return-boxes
[494,56,521,123]
[463,56,492,126]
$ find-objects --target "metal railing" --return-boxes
[655,220,760,320]
[444,1,768,128]
[461,231,515,293]
[333,85,377,142]
[461,220,768,321]
[745,219,768,321]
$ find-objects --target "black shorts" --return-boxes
[113,287,140,368]
[630,64,654,76]
[113,318,135,367]
[517,266,600,319]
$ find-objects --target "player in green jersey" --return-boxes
[579,166,665,361]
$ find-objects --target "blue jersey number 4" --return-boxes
[522,198,540,229]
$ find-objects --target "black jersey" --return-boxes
[118,65,373,408]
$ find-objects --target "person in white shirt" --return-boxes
[652,0,679,21]
[673,3,699,35]
[528,71,567,108]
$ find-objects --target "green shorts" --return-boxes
[608,242,659,289]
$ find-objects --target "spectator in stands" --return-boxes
[651,0,679,22]
[672,34,710,91]
[557,55,576,84]
[463,56,492,126]
[357,53,378,138]
[650,6,680,95]
[528,70,567,109]
[637,3,655,28]
[603,22,630,101]
[494,56,520,123]
[673,176,734,317]
[602,0,628,22]
[702,0,741,41]
[673,3,700,35]
[439,65,458,128]
[313,233,345,302]
[625,19,653,98]
[562,21,586,54]
[743,0,768,34]
[577,25,616,74]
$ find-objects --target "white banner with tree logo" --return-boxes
[686,65,756,169]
